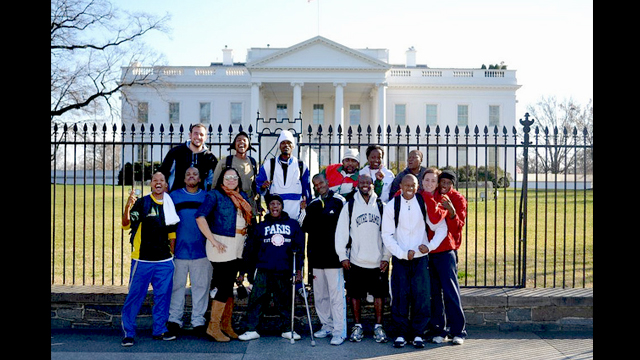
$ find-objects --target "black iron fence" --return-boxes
[51,114,593,288]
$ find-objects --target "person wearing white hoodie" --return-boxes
[335,173,391,344]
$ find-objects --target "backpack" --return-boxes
[393,194,426,228]
[266,157,304,196]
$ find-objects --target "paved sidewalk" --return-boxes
[51,327,593,360]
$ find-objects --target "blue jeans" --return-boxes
[121,259,175,338]
[390,255,430,339]
[429,250,467,338]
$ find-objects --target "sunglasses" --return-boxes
[223,175,239,181]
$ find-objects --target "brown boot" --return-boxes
[221,297,239,339]
[206,300,230,342]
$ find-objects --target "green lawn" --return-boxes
[51,184,593,288]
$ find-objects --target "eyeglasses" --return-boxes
[223,175,239,181]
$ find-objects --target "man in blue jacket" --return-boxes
[237,194,305,341]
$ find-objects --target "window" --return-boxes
[137,102,148,123]
[395,104,406,126]
[199,102,211,123]
[230,102,242,124]
[425,104,437,126]
[457,105,468,126]
[349,104,361,126]
[169,102,180,124]
[489,105,500,127]
[277,104,288,120]
[313,104,324,125]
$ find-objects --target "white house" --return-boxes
[119,36,521,170]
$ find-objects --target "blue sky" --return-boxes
[113,0,593,119]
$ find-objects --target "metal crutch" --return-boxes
[290,250,297,344]
[299,275,316,346]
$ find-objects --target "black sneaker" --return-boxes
[393,336,407,348]
[121,337,134,347]
[153,332,177,341]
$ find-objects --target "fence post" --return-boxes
[518,113,534,287]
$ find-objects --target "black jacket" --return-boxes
[301,190,346,269]
[159,141,218,192]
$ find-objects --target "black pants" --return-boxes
[244,269,292,332]
[390,255,431,339]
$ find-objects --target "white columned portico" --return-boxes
[251,82,261,125]
[377,82,387,143]
[333,82,345,161]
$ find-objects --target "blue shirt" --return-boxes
[170,188,207,260]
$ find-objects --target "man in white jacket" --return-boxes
[335,173,391,344]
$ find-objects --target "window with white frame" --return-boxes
[230,102,242,124]
[349,104,361,126]
[395,104,406,126]
[277,104,288,120]
[169,102,180,124]
[313,104,324,125]
[457,105,469,127]
[489,105,500,127]
[137,102,148,123]
[199,102,211,123]
[426,104,437,126]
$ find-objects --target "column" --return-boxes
[251,82,261,126]
[333,82,345,161]
[291,82,303,123]
[377,82,387,143]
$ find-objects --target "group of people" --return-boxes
[120,123,468,351]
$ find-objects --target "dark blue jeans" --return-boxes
[390,255,430,339]
[429,250,467,338]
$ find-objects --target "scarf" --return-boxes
[221,185,253,226]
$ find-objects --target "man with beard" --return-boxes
[160,123,218,192]
[320,148,360,198]
[256,130,311,221]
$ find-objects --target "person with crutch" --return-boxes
[237,194,305,341]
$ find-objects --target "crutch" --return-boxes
[299,275,316,346]
[290,251,297,344]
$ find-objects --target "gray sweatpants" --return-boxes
[169,257,213,327]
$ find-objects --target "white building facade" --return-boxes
[120,36,521,170]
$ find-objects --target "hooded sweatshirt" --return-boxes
[335,191,391,269]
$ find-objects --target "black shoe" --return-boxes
[121,337,134,347]
[192,325,207,336]
[153,332,177,341]
[393,336,407,348]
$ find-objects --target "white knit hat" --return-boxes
[277,130,296,148]
[343,148,359,162]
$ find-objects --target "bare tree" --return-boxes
[51,0,171,122]
[519,96,593,174]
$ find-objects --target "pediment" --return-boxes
[246,36,390,70]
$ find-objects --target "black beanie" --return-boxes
[439,170,456,183]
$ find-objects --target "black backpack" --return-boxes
[393,194,426,229]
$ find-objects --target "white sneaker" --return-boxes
[330,336,345,345]
[281,331,301,340]
[432,336,445,344]
[452,336,464,345]
[313,329,332,338]
[238,331,260,341]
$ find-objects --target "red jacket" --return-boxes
[423,188,467,253]
[321,163,359,195]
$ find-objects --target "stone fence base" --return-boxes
[51,285,593,333]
